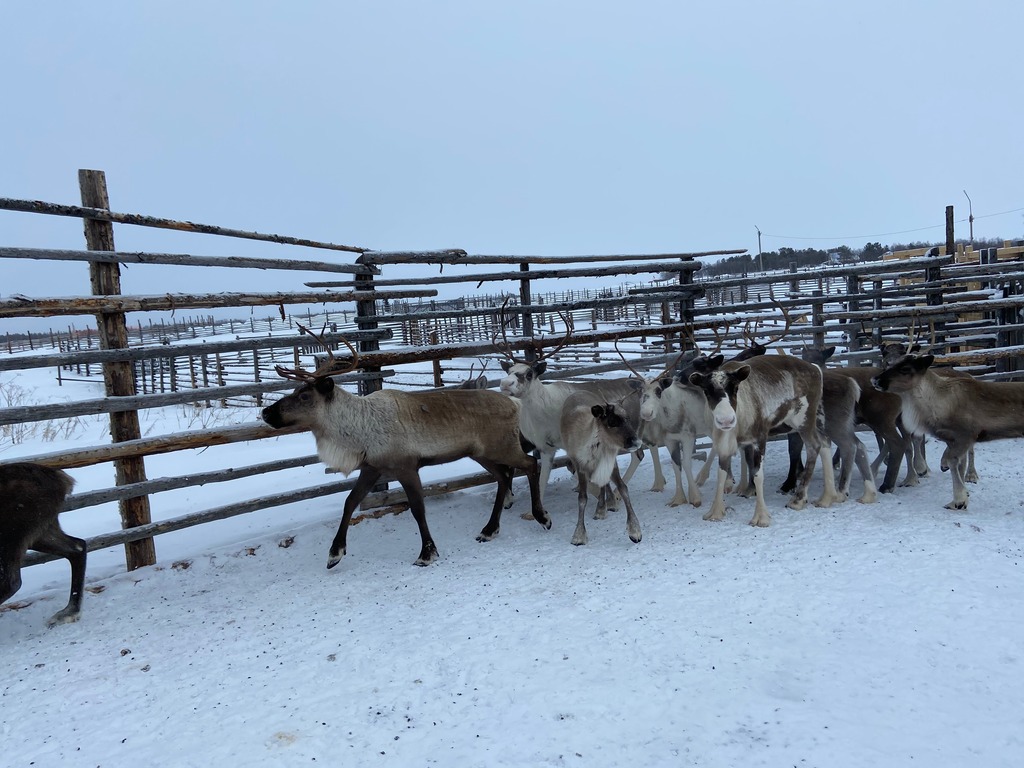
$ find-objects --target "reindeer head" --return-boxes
[261,325,360,430]
[871,353,935,395]
[493,298,574,398]
[688,363,751,432]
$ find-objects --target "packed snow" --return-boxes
[2,362,1023,768]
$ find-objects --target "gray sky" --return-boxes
[2,1,1023,329]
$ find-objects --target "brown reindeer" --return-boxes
[872,353,1024,510]
[261,327,550,566]
[879,341,978,483]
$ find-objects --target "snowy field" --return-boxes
[2,361,1023,768]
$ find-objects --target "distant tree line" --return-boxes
[700,237,1011,279]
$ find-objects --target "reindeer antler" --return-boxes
[742,300,793,349]
[274,323,360,382]
[492,297,575,365]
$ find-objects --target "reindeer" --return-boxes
[687,354,842,526]
[495,305,658,512]
[879,340,978,483]
[804,346,916,493]
[785,346,878,504]
[261,327,550,566]
[559,392,644,546]
[871,352,1024,510]
[1,462,85,626]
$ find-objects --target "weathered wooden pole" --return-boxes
[79,169,156,570]
[354,253,383,395]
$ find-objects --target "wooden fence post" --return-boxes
[355,255,382,395]
[79,169,156,570]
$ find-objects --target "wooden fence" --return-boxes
[2,171,1024,576]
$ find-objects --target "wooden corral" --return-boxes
[2,170,1024,577]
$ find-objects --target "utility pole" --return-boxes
[755,225,764,273]
[963,190,974,247]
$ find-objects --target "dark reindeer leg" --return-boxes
[611,466,642,543]
[510,452,551,530]
[473,459,513,542]
[393,467,439,566]
[29,521,87,627]
[780,433,803,494]
[0,544,25,605]
[327,467,382,569]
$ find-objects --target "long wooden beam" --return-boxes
[0,197,369,253]
[0,288,437,318]
[359,249,745,265]
[0,246,378,275]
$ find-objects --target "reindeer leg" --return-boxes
[571,469,590,546]
[611,466,642,543]
[647,445,666,492]
[945,456,970,510]
[521,450,555,521]
[852,437,878,504]
[0,545,23,605]
[328,467,382,569]
[779,433,803,494]
[745,444,771,527]
[965,448,979,483]
[29,521,87,627]
[913,434,930,477]
[473,459,512,542]
[394,468,440,566]
[703,457,732,522]
[519,453,551,530]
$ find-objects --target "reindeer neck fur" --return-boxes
[893,370,946,438]
[310,388,397,476]
[517,379,576,450]
[575,423,619,487]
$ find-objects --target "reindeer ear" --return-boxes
[499,360,513,373]
[910,343,922,354]
[824,346,836,358]
[709,354,725,368]
[628,379,643,391]
[915,354,935,370]
[314,377,335,397]
[734,365,752,382]
[687,372,704,387]
[590,404,606,418]
[533,361,547,376]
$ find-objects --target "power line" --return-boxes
[761,205,1024,243]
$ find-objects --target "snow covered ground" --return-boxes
[2,363,1024,767]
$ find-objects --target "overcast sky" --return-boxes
[2,1,1022,329]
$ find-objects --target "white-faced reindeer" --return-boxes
[261,328,551,567]
[687,354,842,526]
[872,352,1021,510]
[560,392,644,546]
[495,307,660,510]
[619,345,718,507]
[1,462,85,626]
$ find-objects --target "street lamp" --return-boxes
[755,225,764,273]
[963,190,974,247]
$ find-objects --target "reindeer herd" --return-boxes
[4,310,1024,626]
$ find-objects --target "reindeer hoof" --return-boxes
[944,500,969,511]
[46,609,81,627]
[326,549,345,569]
